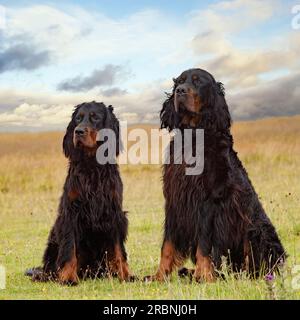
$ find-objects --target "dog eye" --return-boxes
[91,114,100,121]
[75,115,82,123]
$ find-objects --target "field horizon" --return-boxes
[0,115,299,300]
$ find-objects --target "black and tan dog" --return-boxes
[26,101,133,285]
[145,68,286,282]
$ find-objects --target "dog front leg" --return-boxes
[56,237,79,285]
[144,240,183,282]
[109,243,135,282]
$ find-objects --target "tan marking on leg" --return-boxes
[193,248,215,283]
[148,241,184,282]
[58,246,78,284]
[110,244,133,282]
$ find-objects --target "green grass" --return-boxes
[0,116,300,299]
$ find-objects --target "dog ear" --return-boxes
[202,81,231,132]
[216,82,225,96]
[62,106,80,158]
[104,105,122,156]
[213,82,231,132]
[160,92,176,131]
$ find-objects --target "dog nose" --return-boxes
[176,86,187,95]
[75,128,86,136]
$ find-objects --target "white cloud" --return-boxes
[0,102,73,129]
[0,78,171,130]
[0,1,299,131]
[4,5,189,66]
[192,14,300,91]
[189,0,279,34]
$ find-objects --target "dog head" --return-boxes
[63,101,121,159]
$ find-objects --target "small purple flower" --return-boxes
[265,273,275,282]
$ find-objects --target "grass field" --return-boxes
[0,116,300,300]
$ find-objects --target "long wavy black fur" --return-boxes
[26,102,128,282]
[160,69,286,276]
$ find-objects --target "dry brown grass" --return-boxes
[0,115,299,299]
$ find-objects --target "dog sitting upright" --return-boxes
[145,69,286,283]
[26,101,133,285]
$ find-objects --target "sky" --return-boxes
[0,0,299,131]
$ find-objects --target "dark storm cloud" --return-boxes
[0,44,52,73]
[227,72,300,120]
[100,87,127,97]
[57,64,126,92]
